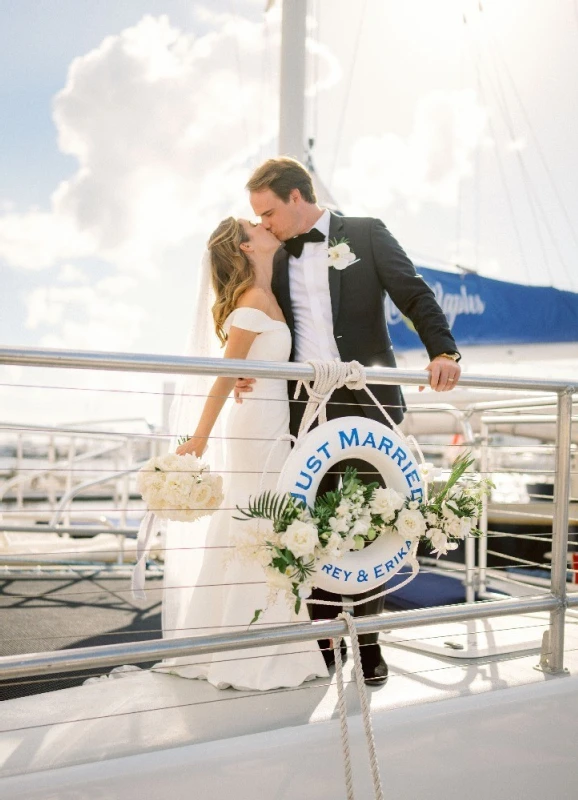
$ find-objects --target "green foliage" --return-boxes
[233,490,303,530]
[235,450,493,619]
[250,609,263,625]
[433,452,474,504]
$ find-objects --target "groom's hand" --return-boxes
[233,377,256,404]
[420,356,461,393]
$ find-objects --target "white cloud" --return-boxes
[25,280,144,352]
[0,211,95,271]
[57,263,88,283]
[334,89,487,215]
[0,14,273,274]
[0,11,340,278]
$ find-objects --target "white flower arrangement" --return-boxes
[327,238,359,270]
[235,454,493,620]
[137,451,224,522]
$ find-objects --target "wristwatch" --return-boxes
[437,352,461,362]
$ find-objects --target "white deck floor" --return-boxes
[2,610,577,781]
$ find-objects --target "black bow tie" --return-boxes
[284,228,326,258]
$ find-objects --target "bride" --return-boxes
[154,216,328,691]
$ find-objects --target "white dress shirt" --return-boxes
[288,209,341,363]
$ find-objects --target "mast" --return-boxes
[279,0,307,161]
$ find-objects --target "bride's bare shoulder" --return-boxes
[236,286,270,312]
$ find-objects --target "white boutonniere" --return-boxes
[327,238,360,270]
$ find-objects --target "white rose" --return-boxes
[206,475,224,507]
[370,487,405,519]
[443,516,462,539]
[329,516,349,534]
[352,518,370,537]
[137,458,160,491]
[336,501,351,516]
[325,532,344,558]
[280,520,319,559]
[173,454,191,472]
[190,481,213,508]
[163,453,182,471]
[395,508,427,540]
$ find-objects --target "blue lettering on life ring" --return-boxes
[277,417,424,596]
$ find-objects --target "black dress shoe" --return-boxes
[363,655,388,686]
[319,638,347,669]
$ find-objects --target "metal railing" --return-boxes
[0,420,160,527]
[0,344,575,680]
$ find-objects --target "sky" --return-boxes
[1,0,577,427]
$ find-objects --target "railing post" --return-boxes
[464,534,476,603]
[16,432,23,510]
[462,416,477,602]
[64,436,75,527]
[541,388,574,674]
[47,434,56,508]
[478,422,489,597]
[120,439,132,528]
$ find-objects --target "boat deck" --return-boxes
[1,610,577,780]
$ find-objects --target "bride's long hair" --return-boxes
[208,217,253,345]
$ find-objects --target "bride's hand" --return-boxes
[234,377,255,404]
[176,436,208,457]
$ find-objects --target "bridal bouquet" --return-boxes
[137,452,224,522]
[234,454,492,617]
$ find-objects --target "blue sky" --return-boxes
[1,0,577,424]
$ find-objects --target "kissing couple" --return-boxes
[159,156,461,692]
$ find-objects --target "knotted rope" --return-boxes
[295,359,367,437]
[296,357,427,488]
[334,612,384,800]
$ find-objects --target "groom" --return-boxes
[237,157,461,685]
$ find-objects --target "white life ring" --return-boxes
[277,416,424,595]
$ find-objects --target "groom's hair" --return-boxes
[246,157,317,204]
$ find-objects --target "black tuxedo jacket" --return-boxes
[271,212,459,425]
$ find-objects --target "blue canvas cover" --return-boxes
[387,267,578,350]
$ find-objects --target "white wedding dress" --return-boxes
[155,307,328,691]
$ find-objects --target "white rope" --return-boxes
[335,611,385,800]
[334,625,355,800]
[295,359,407,441]
[295,359,367,437]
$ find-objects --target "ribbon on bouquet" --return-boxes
[131,511,164,600]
